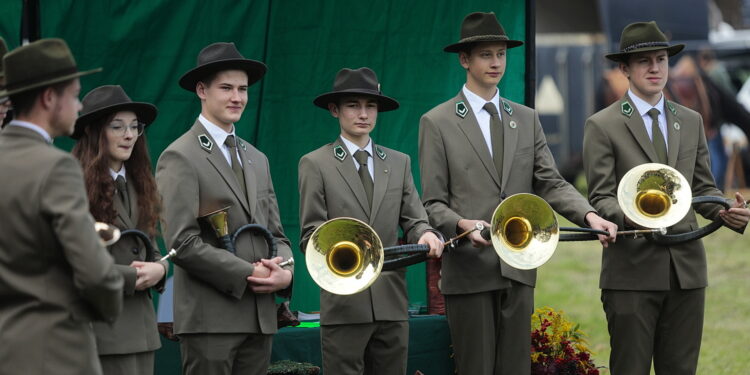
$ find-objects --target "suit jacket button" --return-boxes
[132,248,139,254]
[500,192,507,200]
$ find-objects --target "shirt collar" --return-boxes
[628,89,665,116]
[7,120,53,143]
[463,84,501,118]
[199,114,236,146]
[340,135,373,157]
[109,166,127,181]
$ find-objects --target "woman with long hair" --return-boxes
[71,85,166,375]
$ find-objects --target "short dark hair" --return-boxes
[9,79,73,117]
[197,71,220,89]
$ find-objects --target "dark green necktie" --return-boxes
[353,150,373,207]
[224,135,246,194]
[115,175,130,216]
[483,102,504,179]
[648,108,667,164]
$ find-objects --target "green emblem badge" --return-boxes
[673,122,680,130]
[502,100,513,115]
[198,134,213,152]
[376,146,387,160]
[333,145,347,161]
[455,101,468,118]
[667,101,677,115]
[621,102,634,117]
[238,139,247,151]
[509,120,517,129]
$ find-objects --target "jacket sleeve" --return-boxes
[399,154,434,244]
[40,156,123,322]
[298,155,328,253]
[583,116,625,228]
[419,114,463,238]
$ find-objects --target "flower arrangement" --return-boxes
[530,307,599,375]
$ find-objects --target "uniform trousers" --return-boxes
[179,332,273,375]
[99,351,155,375]
[445,281,534,375]
[603,264,705,375]
[321,321,409,375]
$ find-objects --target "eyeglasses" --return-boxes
[107,121,145,137]
[0,97,11,109]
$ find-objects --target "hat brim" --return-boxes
[179,59,267,92]
[444,36,524,53]
[313,90,400,112]
[605,44,685,62]
[72,101,158,139]
[3,67,102,97]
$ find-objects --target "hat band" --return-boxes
[621,41,669,53]
[6,66,79,91]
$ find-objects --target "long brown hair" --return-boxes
[72,112,161,237]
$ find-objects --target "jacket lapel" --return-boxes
[369,144,390,223]
[237,138,258,221]
[499,98,519,191]
[664,100,681,167]
[454,92,502,188]
[332,138,371,216]
[190,121,251,215]
[622,95,660,163]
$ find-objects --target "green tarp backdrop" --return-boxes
[0,0,527,313]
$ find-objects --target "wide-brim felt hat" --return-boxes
[1,38,101,97]
[444,12,524,53]
[72,85,157,139]
[179,42,267,92]
[606,21,684,62]
[0,37,8,80]
[313,67,399,112]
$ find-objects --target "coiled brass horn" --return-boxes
[617,163,692,229]
[485,193,560,270]
[617,163,734,245]
[305,218,487,295]
[200,207,293,266]
[95,222,121,246]
[305,218,383,295]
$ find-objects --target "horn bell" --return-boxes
[617,163,691,228]
[95,222,121,246]
[489,193,559,270]
[305,217,383,295]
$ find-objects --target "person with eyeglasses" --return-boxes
[71,85,167,375]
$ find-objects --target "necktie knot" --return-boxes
[353,150,369,166]
[483,102,499,116]
[224,134,237,149]
[648,108,660,121]
[115,175,127,193]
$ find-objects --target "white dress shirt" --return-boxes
[463,85,501,157]
[629,89,668,151]
[340,136,374,180]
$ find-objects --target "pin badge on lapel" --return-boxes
[333,145,347,161]
[621,102,633,117]
[198,134,213,152]
[238,139,247,151]
[455,101,468,118]
[667,101,677,115]
[509,120,517,129]
[502,100,513,115]
[376,146,387,160]
[673,122,680,130]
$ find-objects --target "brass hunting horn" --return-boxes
[95,222,121,246]
[200,207,293,267]
[477,193,664,270]
[617,163,733,245]
[305,217,484,295]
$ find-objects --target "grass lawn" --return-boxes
[535,215,750,374]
